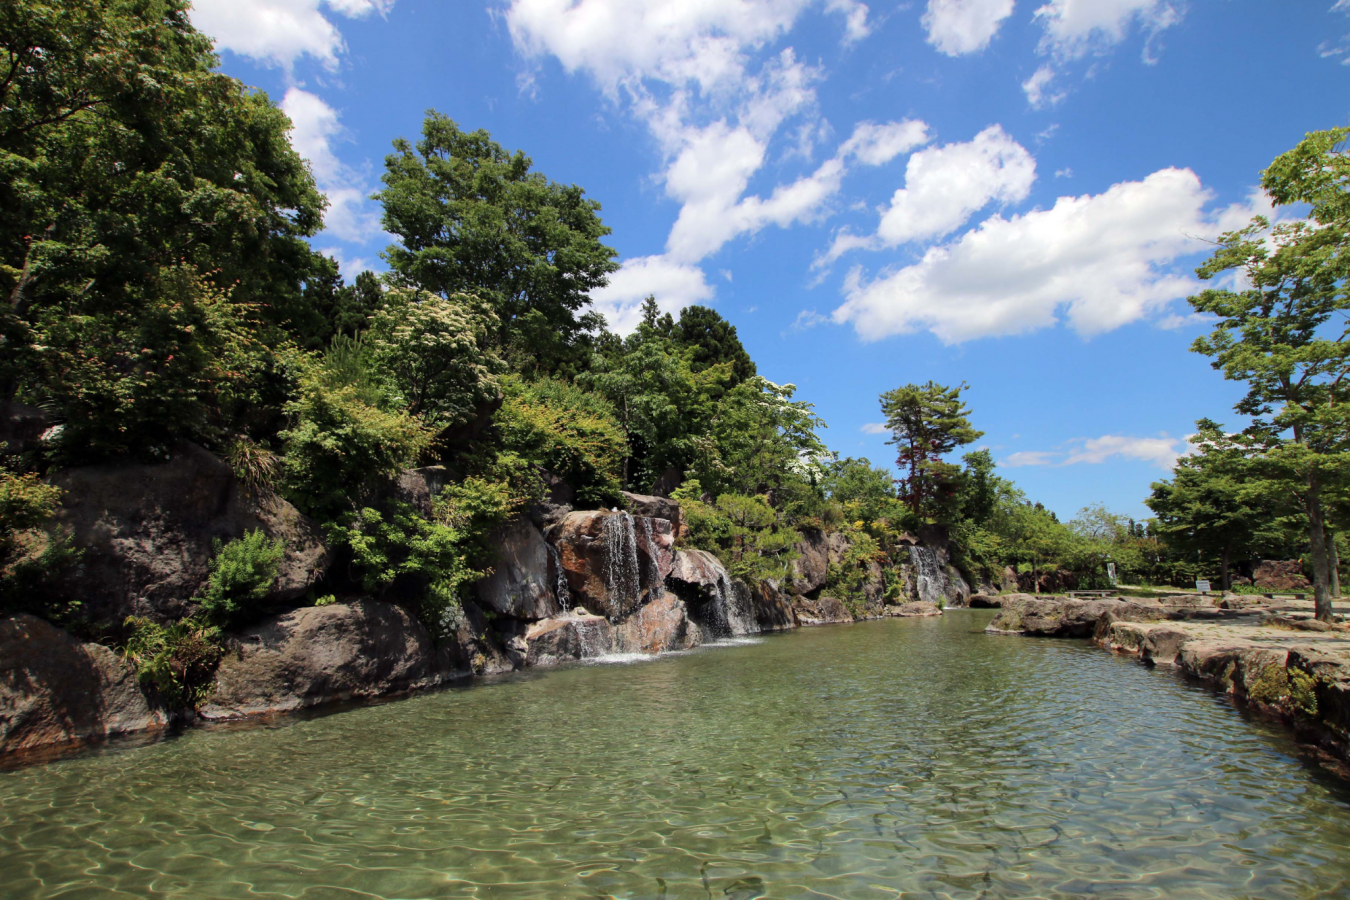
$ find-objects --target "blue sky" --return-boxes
[189,0,1348,522]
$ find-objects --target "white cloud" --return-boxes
[1022,65,1065,108]
[792,309,829,330]
[1003,435,1187,470]
[877,125,1036,245]
[280,88,382,243]
[817,124,1033,266]
[189,0,393,70]
[832,167,1216,343]
[826,0,873,42]
[860,422,890,434]
[589,255,715,334]
[838,119,932,165]
[923,0,1016,56]
[1055,167,1073,178]
[1033,0,1181,62]
[504,0,866,96]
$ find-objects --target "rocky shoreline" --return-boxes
[981,592,1350,774]
[0,445,969,763]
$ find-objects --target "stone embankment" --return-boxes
[981,592,1350,770]
[1,445,971,760]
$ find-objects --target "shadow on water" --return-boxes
[4,611,1350,899]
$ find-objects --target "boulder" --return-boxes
[885,601,942,618]
[473,517,560,620]
[792,596,853,626]
[614,594,703,654]
[667,550,758,637]
[50,442,330,626]
[525,614,613,665]
[449,599,514,676]
[620,491,683,531]
[1096,621,1193,666]
[986,597,1169,637]
[529,470,575,529]
[1,615,164,754]
[787,528,829,595]
[1161,593,1217,609]
[1000,566,1020,593]
[748,579,797,632]
[968,591,1032,609]
[1253,560,1311,592]
[201,600,456,719]
[546,511,674,621]
[392,466,451,517]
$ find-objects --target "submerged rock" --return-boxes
[793,596,853,626]
[202,601,457,719]
[0,615,164,754]
[50,442,330,627]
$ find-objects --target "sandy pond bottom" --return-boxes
[3,611,1350,899]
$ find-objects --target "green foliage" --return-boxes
[197,530,285,627]
[674,305,756,387]
[223,436,281,494]
[825,529,881,616]
[280,347,433,520]
[879,381,983,522]
[0,461,79,622]
[120,616,223,709]
[2,1,329,456]
[369,288,502,428]
[671,484,799,582]
[377,112,618,375]
[494,376,626,505]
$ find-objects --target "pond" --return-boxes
[3,611,1350,899]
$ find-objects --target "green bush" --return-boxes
[494,376,625,505]
[0,464,81,623]
[825,530,882,614]
[670,482,799,582]
[121,616,224,709]
[198,530,286,627]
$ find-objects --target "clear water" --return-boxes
[4,612,1350,900]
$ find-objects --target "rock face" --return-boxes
[747,579,797,632]
[473,517,560,620]
[793,596,853,626]
[986,597,1169,637]
[614,594,703,654]
[546,511,674,621]
[525,614,613,665]
[201,601,458,719]
[50,442,330,626]
[1253,560,1311,591]
[392,466,452,517]
[1,615,164,754]
[620,491,683,531]
[788,528,830,595]
[667,549,759,637]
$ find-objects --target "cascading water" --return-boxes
[602,512,641,622]
[708,572,757,637]
[908,545,945,606]
[546,542,571,614]
[637,517,665,600]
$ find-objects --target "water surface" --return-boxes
[4,612,1350,899]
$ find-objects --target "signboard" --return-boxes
[1107,562,1117,587]
[1196,579,1211,594]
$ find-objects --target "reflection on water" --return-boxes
[3,611,1350,899]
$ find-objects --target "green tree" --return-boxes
[376,112,618,374]
[1,0,329,457]
[1188,127,1350,620]
[879,381,983,522]
[674,305,756,387]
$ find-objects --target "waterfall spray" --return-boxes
[908,546,944,606]
[602,512,641,621]
[547,542,571,614]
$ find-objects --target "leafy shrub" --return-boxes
[0,464,80,623]
[121,617,224,709]
[198,530,286,627]
[670,482,799,582]
[280,365,433,520]
[223,436,281,493]
[494,376,625,505]
[825,530,882,613]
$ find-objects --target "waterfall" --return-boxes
[709,572,757,637]
[546,542,571,614]
[908,545,945,606]
[602,512,641,621]
[638,516,665,600]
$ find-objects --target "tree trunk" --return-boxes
[1220,544,1231,592]
[1306,473,1334,622]
[1328,527,1342,599]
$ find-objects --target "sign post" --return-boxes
[1107,562,1117,587]
[1196,579,1211,594]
